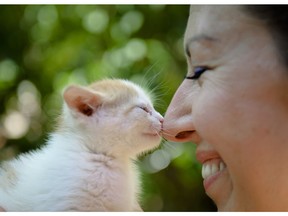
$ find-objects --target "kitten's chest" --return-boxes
[73,156,137,211]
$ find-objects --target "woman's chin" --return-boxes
[204,169,234,211]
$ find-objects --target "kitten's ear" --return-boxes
[63,85,103,117]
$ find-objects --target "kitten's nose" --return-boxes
[158,114,164,131]
[156,112,164,123]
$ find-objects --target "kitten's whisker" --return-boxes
[159,128,175,136]
[161,137,169,142]
[150,125,176,139]
[151,127,163,138]
[160,131,175,137]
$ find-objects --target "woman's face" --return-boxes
[163,6,288,211]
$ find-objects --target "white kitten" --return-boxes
[0,79,163,211]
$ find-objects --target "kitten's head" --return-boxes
[61,79,163,158]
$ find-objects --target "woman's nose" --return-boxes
[163,113,198,142]
[162,81,200,143]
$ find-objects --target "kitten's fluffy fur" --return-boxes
[0,79,163,211]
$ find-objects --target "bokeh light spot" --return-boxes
[149,149,171,171]
[37,5,58,28]
[120,10,143,35]
[83,9,109,34]
[124,38,147,61]
[17,80,41,117]
[3,111,30,139]
[0,59,18,82]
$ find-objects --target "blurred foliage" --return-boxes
[0,5,216,211]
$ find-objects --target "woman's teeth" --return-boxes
[202,160,226,179]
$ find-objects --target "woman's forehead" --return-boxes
[185,6,261,43]
[189,5,241,15]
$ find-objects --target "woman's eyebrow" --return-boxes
[185,34,219,57]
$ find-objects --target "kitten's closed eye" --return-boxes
[137,106,151,114]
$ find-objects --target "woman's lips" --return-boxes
[196,149,227,191]
[202,158,227,190]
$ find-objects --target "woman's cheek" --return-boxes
[193,92,238,143]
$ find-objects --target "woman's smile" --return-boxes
[201,159,227,190]
[196,148,227,191]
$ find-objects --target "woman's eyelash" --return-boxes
[185,66,209,80]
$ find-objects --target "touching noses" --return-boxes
[162,81,200,143]
[156,112,164,124]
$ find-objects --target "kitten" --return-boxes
[0,79,163,211]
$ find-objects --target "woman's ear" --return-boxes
[63,85,104,117]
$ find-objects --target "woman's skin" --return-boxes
[163,6,288,211]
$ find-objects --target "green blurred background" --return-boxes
[0,5,216,211]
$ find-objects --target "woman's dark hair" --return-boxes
[243,6,288,67]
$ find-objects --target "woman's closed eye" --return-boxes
[186,66,210,80]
